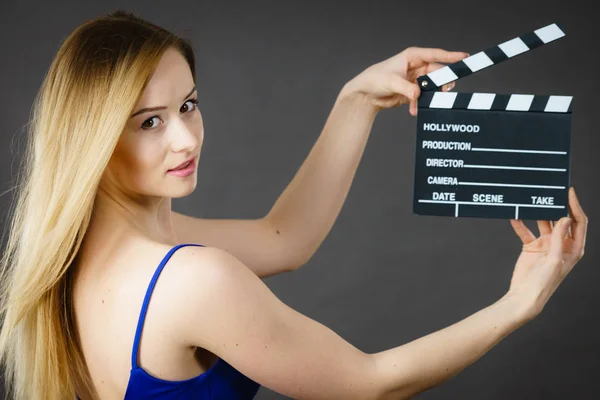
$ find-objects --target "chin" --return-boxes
[169,182,197,198]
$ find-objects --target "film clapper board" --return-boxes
[413,23,572,221]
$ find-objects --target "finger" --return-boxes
[390,78,420,101]
[441,81,456,92]
[560,217,573,239]
[548,217,571,262]
[537,220,552,236]
[425,62,446,74]
[552,220,567,239]
[409,99,418,116]
[568,187,588,256]
[404,47,469,69]
[510,219,536,245]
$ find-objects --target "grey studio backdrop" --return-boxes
[1,1,598,399]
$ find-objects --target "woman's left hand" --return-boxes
[342,47,469,116]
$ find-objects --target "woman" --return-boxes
[0,9,587,400]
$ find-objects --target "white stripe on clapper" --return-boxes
[535,23,565,43]
[429,92,458,109]
[462,52,494,73]
[506,94,535,111]
[467,93,496,110]
[544,96,572,112]
[498,37,530,58]
[427,66,459,87]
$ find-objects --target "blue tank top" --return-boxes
[77,243,261,399]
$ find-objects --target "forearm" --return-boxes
[265,85,378,267]
[371,293,534,400]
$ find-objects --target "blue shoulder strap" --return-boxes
[131,243,205,369]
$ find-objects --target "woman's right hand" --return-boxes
[506,187,588,320]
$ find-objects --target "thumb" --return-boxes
[548,217,571,262]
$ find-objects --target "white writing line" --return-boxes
[458,182,565,189]
[471,147,567,155]
[463,164,566,172]
[418,199,565,209]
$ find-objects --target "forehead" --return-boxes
[138,48,194,103]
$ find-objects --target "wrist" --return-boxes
[498,290,539,325]
[337,80,380,116]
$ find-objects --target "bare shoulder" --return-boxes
[156,244,258,314]
[157,244,239,284]
[150,244,263,349]
[145,244,245,324]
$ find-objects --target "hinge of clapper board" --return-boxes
[412,22,573,221]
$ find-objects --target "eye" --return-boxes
[140,98,199,131]
[141,116,161,130]
[181,98,199,113]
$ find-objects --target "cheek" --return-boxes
[111,138,163,178]
[132,142,157,166]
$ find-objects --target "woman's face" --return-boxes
[106,47,203,200]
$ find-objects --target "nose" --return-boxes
[169,117,201,153]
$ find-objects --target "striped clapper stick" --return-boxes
[413,22,572,220]
[416,23,566,91]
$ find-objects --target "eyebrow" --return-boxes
[130,86,197,118]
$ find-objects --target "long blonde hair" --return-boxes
[0,10,196,399]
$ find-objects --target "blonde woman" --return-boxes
[0,9,588,400]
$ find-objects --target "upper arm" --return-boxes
[171,211,298,278]
[169,246,383,400]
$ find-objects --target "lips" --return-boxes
[169,156,195,171]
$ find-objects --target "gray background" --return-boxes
[1,1,597,399]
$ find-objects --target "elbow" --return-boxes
[288,255,310,272]
[360,354,398,400]
[292,247,317,270]
[281,252,305,272]
[375,389,411,400]
[281,248,312,272]
[375,383,429,400]
[365,354,419,400]
[374,385,420,400]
